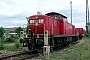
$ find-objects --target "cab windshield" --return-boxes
[30,19,44,23]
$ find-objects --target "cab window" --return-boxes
[55,14,61,19]
[30,20,34,23]
[39,19,44,23]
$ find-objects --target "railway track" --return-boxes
[0,50,39,60]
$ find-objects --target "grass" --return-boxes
[50,38,90,60]
[4,41,21,51]
[2,39,21,51]
[2,42,14,44]
[4,45,17,51]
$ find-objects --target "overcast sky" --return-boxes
[0,0,90,30]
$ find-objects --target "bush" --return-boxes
[82,34,85,38]
[5,37,18,43]
[4,41,20,51]
[0,43,4,50]
[15,41,20,49]
[84,33,89,37]
[5,37,14,43]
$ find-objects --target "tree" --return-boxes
[15,27,23,37]
[0,27,5,43]
[0,27,5,38]
[26,26,28,34]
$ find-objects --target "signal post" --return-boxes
[43,30,50,60]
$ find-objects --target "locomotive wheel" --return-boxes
[28,43,33,50]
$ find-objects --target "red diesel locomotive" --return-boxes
[20,12,84,52]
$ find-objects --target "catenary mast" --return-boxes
[86,0,88,33]
[70,0,72,24]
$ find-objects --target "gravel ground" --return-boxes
[0,47,29,56]
[76,38,86,45]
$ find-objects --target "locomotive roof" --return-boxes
[45,12,67,18]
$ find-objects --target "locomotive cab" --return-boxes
[27,15,46,51]
[29,17,44,34]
